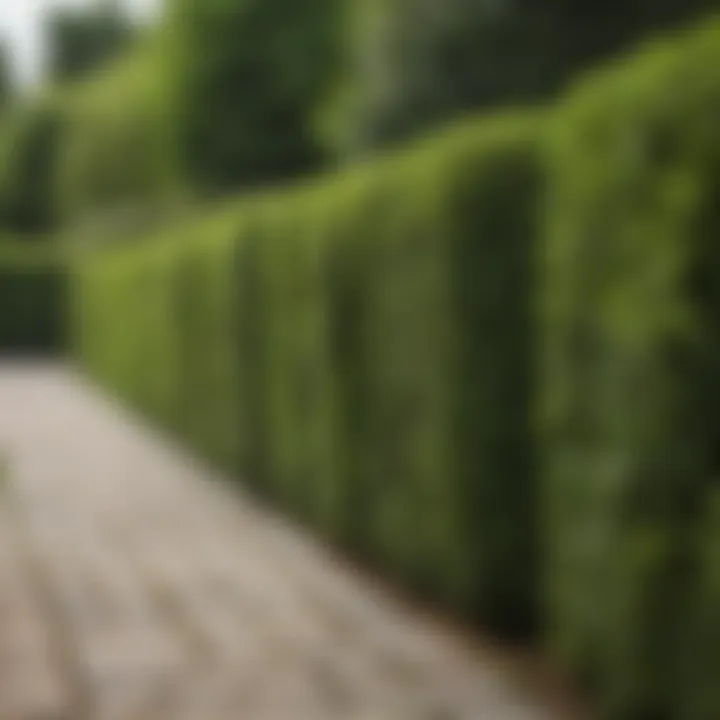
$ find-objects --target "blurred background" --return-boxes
[0,0,716,239]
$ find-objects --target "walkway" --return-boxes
[0,363,578,720]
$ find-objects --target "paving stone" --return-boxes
[0,362,576,720]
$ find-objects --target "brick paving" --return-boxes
[0,362,577,720]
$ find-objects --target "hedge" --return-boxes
[0,97,64,235]
[55,39,177,231]
[0,36,179,245]
[70,14,720,720]
[681,491,720,720]
[0,243,67,354]
[542,17,720,720]
[73,112,543,639]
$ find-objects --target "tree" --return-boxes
[165,0,343,193]
[325,0,720,157]
[45,0,135,83]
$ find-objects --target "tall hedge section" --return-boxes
[543,18,720,720]
[73,113,542,639]
[71,14,720,720]
[0,243,66,354]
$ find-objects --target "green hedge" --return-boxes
[0,243,67,354]
[0,39,177,244]
[55,40,176,230]
[681,491,720,720]
[74,112,543,639]
[0,97,64,235]
[71,15,720,720]
[543,17,720,720]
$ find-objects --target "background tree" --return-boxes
[323,0,720,158]
[45,0,136,84]
[164,0,343,194]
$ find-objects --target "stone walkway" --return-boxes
[0,362,579,720]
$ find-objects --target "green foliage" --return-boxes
[679,491,720,720]
[326,0,719,157]
[0,34,176,240]
[59,14,720,720]
[45,0,136,83]
[55,40,177,229]
[73,111,543,638]
[337,117,542,632]
[164,0,343,193]
[0,41,15,115]
[543,17,720,719]
[0,242,66,354]
[0,97,64,235]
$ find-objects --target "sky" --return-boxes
[0,0,159,86]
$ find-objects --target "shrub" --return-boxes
[73,111,543,638]
[55,40,177,231]
[339,117,542,632]
[0,97,64,235]
[65,13,720,720]
[542,17,720,719]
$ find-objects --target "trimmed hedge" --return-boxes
[0,38,178,244]
[55,40,177,230]
[681,491,720,720]
[71,15,720,720]
[0,243,67,354]
[0,97,64,235]
[543,17,720,720]
[74,112,543,639]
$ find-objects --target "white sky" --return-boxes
[0,0,159,86]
